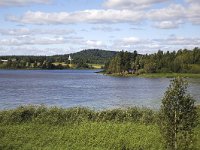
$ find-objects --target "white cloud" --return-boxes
[104,0,169,9]
[0,34,107,49]
[185,0,200,4]
[153,21,182,29]
[0,0,51,6]
[0,28,75,36]
[5,3,200,28]
[186,3,200,24]
[6,9,144,25]
[147,4,185,21]
[147,3,200,27]
[158,35,200,45]
[0,46,69,56]
[110,35,200,53]
[0,35,199,55]
[91,26,120,32]
[2,0,200,30]
[0,36,67,46]
[86,40,106,47]
[112,36,148,50]
[121,37,141,44]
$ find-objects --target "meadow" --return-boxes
[0,106,199,150]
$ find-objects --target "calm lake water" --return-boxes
[0,70,199,110]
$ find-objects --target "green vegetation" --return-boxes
[0,106,158,125]
[0,49,116,70]
[105,47,200,77]
[160,77,197,150]
[0,106,161,150]
[0,105,199,150]
[0,122,162,150]
[88,64,104,69]
[69,49,117,64]
[103,73,200,78]
[137,73,200,78]
[129,73,200,78]
[2,47,200,74]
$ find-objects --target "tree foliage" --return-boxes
[160,77,197,150]
[0,47,200,71]
[0,49,117,69]
[106,47,200,74]
[107,51,137,75]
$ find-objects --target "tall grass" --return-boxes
[0,106,199,150]
[0,106,158,125]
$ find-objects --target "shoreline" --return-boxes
[0,69,199,78]
[102,72,200,78]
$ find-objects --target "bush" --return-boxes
[136,69,146,75]
[188,64,200,74]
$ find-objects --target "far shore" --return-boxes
[102,72,200,78]
[0,69,200,78]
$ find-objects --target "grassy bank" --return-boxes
[0,106,200,150]
[104,73,200,78]
[136,73,200,78]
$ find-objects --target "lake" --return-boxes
[0,70,199,110]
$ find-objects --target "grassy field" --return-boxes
[52,62,104,69]
[0,122,163,150]
[88,64,104,69]
[0,106,199,150]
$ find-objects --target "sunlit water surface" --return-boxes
[0,70,199,110]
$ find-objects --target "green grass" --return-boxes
[137,73,200,78]
[52,62,104,69]
[0,122,164,150]
[0,106,199,150]
[105,73,200,78]
[88,64,104,69]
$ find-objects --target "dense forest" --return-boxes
[106,47,200,75]
[0,49,117,69]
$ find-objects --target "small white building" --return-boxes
[1,60,8,62]
[0,59,8,64]
[68,55,73,64]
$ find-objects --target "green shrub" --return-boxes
[136,69,146,75]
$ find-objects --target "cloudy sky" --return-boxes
[0,0,200,55]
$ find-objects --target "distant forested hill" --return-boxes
[0,49,117,69]
[53,49,117,64]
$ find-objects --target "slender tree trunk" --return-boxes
[175,109,177,150]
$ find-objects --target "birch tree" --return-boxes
[160,77,197,150]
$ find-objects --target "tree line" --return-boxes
[0,49,116,69]
[1,48,199,71]
[0,56,67,69]
[106,47,200,75]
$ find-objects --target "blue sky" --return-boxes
[0,0,199,55]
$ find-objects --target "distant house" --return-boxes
[0,59,8,64]
[1,59,8,62]
[1,59,17,64]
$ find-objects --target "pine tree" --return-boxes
[160,77,197,150]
